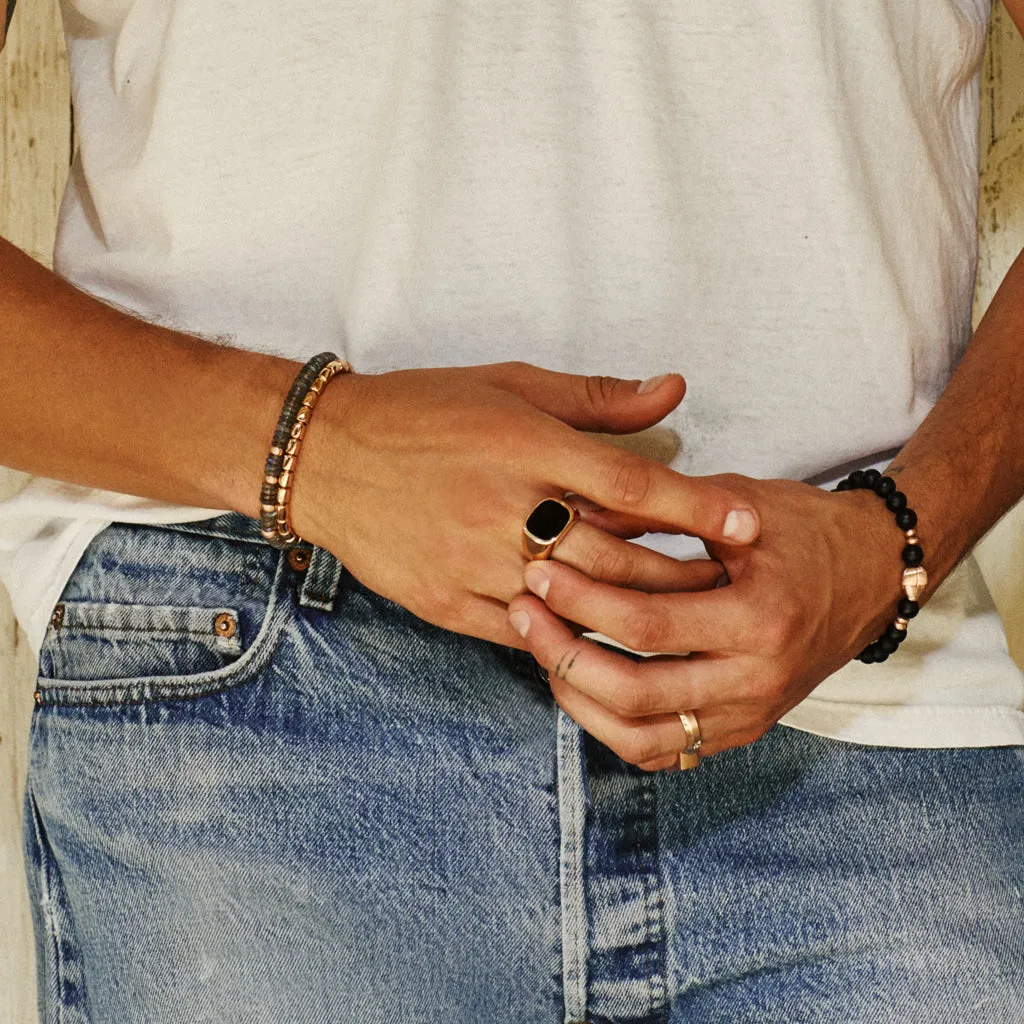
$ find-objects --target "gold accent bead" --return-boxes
[264,474,278,485]
[279,470,293,489]
[296,407,311,424]
[894,618,909,631]
[270,446,284,457]
[286,438,300,455]
[901,566,929,602]
[282,455,295,473]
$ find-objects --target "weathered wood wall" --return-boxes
[2,4,1024,1022]
[0,1,69,1020]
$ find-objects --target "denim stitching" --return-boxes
[35,553,290,706]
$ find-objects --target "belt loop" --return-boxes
[297,546,344,611]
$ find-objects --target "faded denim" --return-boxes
[24,514,1024,1023]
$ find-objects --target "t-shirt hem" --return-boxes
[780,699,1024,748]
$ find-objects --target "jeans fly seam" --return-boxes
[642,779,670,1023]
[26,790,70,1024]
[557,707,589,1023]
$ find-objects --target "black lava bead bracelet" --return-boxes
[833,469,928,663]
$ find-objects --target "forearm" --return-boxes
[0,236,298,514]
[885,245,1024,598]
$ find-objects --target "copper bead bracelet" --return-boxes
[260,352,353,549]
[833,469,927,663]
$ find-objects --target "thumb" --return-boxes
[488,361,686,433]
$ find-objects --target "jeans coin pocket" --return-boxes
[38,600,245,685]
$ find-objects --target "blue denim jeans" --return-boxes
[24,514,1024,1023]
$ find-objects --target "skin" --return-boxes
[508,0,1024,772]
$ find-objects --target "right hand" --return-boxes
[292,361,760,647]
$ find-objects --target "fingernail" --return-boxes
[638,373,671,395]
[524,564,550,600]
[509,610,531,637]
[723,509,757,543]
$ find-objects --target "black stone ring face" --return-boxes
[522,498,579,559]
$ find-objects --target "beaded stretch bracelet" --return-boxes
[833,469,928,664]
[260,352,353,549]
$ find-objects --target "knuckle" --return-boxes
[583,374,625,411]
[607,456,653,509]
[759,597,802,654]
[621,599,671,653]
[617,727,662,767]
[583,543,635,586]
[607,682,656,719]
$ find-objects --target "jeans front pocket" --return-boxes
[34,516,290,707]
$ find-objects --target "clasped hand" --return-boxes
[508,477,903,770]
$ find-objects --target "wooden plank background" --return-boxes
[2,4,1024,1021]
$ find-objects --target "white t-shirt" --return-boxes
[3,0,1021,746]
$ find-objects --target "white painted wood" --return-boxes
[0,2,69,1022]
[974,3,1024,664]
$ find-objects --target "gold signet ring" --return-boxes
[522,498,580,560]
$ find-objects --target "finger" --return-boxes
[568,494,694,540]
[548,437,760,547]
[416,590,529,650]
[543,661,770,769]
[523,558,752,655]
[633,705,775,770]
[508,594,752,716]
[552,519,724,593]
[486,361,688,435]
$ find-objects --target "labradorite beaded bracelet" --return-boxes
[259,352,353,549]
[833,469,928,664]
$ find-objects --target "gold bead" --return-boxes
[286,438,300,455]
[894,617,909,631]
[282,455,295,473]
[902,566,929,602]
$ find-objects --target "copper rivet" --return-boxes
[288,547,311,571]
[50,603,65,630]
[33,691,41,704]
[214,612,237,639]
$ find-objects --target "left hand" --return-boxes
[507,474,910,770]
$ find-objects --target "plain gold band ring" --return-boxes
[677,710,703,770]
[522,497,580,560]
